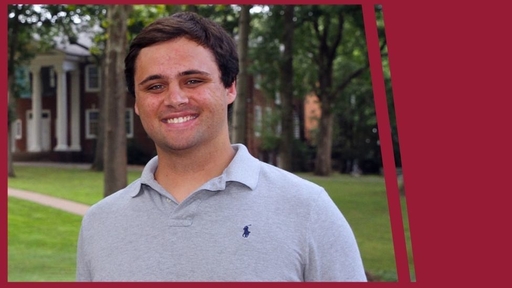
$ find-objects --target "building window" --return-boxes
[85,64,101,92]
[293,111,300,139]
[41,66,56,97]
[254,105,262,137]
[14,66,31,99]
[85,108,134,139]
[14,119,22,139]
[85,109,99,139]
[125,108,134,138]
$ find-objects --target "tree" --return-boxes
[277,5,295,171]
[103,5,132,197]
[293,6,370,176]
[231,5,251,144]
[330,5,389,175]
[7,5,37,178]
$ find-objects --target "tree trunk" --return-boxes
[314,105,333,176]
[103,5,131,197]
[230,5,251,144]
[311,8,345,176]
[277,5,295,171]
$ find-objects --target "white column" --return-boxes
[54,67,69,151]
[29,66,42,152]
[69,70,81,151]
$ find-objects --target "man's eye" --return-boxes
[148,84,164,90]
[186,79,203,85]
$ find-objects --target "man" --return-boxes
[76,11,367,282]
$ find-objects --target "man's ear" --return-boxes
[226,81,237,105]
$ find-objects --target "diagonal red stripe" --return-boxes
[362,3,411,282]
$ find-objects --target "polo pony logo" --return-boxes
[242,225,252,238]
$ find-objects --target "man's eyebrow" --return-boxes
[138,74,165,86]
[138,70,212,86]
[179,69,212,77]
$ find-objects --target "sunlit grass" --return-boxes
[8,197,83,282]
[7,165,141,205]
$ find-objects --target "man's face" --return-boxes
[134,37,236,153]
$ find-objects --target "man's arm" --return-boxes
[304,190,367,281]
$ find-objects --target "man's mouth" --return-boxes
[165,115,197,124]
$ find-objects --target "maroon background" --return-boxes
[3,0,511,287]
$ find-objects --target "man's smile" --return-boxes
[165,115,197,124]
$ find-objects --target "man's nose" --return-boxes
[163,84,189,107]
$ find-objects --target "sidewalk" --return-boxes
[8,161,145,216]
[8,187,90,216]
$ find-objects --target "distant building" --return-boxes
[304,93,321,145]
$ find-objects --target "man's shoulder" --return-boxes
[257,161,326,198]
[259,162,318,186]
[83,179,142,219]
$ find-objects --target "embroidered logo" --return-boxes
[242,225,252,238]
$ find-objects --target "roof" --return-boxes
[53,31,94,57]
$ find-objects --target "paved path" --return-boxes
[8,187,90,216]
[8,161,144,216]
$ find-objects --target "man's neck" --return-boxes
[154,142,236,203]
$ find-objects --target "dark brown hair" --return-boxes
[124,12,239,97]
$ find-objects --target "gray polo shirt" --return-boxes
[76,144,367,282]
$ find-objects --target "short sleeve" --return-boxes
[304,190,367,281]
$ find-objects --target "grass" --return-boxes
[8,164,414,282]
[8,197,83,282]
[7,165,142,206]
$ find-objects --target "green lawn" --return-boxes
[8,164,414,282]
[8,197,83,281]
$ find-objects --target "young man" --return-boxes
[76,11,367,282]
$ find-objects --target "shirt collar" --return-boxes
[215,143,260,190]
[129,144,260,197]
[128,156,159,198]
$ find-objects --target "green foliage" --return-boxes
[8,5,38,99]
[258,108,282,152]
[291,139,316,172]
[128,5,177,40]
[8,4,109,93]
[248,5,285,99]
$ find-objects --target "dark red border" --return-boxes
[384,0,511,286]
[6,0,512,287]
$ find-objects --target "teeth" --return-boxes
[166,116,195,124]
